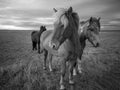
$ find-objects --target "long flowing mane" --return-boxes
[68,11,81,56]
[53,7,81,56]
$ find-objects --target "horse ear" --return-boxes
[98,17,101,21]
[53,8,57,12]
[89,17,92,23]
[68,6,73,13]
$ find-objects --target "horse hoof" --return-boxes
[69,80,74,85]
[50,69,53,72]
[60,85,65,90]
[78,69,82,74]
[43,67,46,70]
[73,69,77,76]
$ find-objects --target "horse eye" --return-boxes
[61,24,64,28]
[88,29,93,32]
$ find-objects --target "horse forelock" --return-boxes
[53,8,79,30]
[79,20,89,33]
[53,8,69,29]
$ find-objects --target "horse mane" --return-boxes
[53,7,81,56]
[70,12,81,56]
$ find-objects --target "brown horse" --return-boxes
[78,17,101,56]
[75,17,101,74]
[31,26,46,53]
[40,7,81,89]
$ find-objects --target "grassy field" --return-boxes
[0,30,120,90]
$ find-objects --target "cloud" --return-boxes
[0,24,32,30]
[109,21,120,25]
[34,17,54,25]
[0,0,120,30]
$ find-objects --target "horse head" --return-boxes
[40,25,46,32]
[50,7,80,50]
[86,17,101,47]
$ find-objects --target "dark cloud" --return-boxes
[0,0,120,30]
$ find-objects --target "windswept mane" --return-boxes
[79,19,89,33]
[53,7,81,56]
[71,12,80,31]
[53,8,79,31]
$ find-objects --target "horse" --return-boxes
[40,7,81,89]
[78,17,101,55]
[31,26,46,53]
[75,17,101,73]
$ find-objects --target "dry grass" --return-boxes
[0,30,120,90]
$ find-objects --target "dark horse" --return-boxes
[40,7,81,89]
[31,26,46,53]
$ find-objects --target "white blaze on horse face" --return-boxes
[80,26,84,33]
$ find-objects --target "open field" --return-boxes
[0,30,120,90]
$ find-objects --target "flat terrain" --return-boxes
[0,30,120,90]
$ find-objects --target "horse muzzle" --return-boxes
[49,41,60,50]
[93,42,100,47]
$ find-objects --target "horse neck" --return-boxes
[79,31,87,50]
[68,17,81,56]
[38,29,44,36]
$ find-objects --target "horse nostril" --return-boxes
[52,44,56,49]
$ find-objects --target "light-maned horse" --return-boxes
[76,17,101,73]
[31,26,46,53]
[40,7,81,89]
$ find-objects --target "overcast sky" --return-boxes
[0,0,120,30]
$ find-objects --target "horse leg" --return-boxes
[35,42,37,50]
[38,42,40,53]
[73,58,82,75]
[60,59,66,90]
[68,59,76,84]
[48,53,53,72]
[43,49,48,70]
[32,41,34,50]
[73,61,77,76]
[33,41,36,50]
[77,59,82,73]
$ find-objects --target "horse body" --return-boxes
[40,7,80,89]
[41,30,74,57]
[31,26,46,53]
